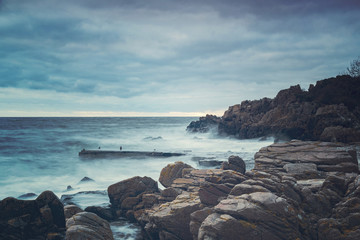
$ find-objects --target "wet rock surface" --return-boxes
[187,114,221,133]
[0,190,65,240]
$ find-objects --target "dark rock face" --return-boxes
[186,114,221,133]
[0,190,65,240]
[108,176,160,220]
[159,161,194,188]
[221,155,246,174]
[64,205,83,220]
[85,206,116,221]
[187,76,360,143]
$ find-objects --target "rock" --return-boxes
[320,126,360,143]
[198,159,223,167]
[0,190,65,240]
[66,185,73,191]
[229,183,270,195]
[107,140,359,240]
[36,190,66,230]
[108,176,159,216]
[198,182,232,205]
[283,163,320,179]
[187,75,360,143]
[190,207,214,239]
[198,213,272,240]
[64,205,83,219]
[200,192,306,240]
[85,206,115,221]
[17,192,37,199]
[160,187,182,202]
[254,140,359,175]
[159,161,194,188]
[79,176,95,182]
[145,191,202,240]
[186,114,221,133]
[315,175,360,240]
[221,155,246,174]
[141,194,160,209]
[170,168,247,191]
[66,212,114,240]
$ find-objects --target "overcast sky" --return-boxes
[1,0,359,117]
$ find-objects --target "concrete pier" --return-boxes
[79,149,185,158]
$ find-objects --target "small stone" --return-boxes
[79,177,95,182]
[17,192,37,199]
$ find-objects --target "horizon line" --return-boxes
[0,110,225,118]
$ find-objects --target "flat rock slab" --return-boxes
[254,140,359,176]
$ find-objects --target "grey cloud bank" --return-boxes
[0,0,359,116]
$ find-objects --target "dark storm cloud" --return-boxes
[0,0,359,116]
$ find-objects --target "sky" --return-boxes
[0,0,360,117]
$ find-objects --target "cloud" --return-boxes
[0,0,360,116]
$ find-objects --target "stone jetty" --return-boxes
[79,149,185,158]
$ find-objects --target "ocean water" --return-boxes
[0,117,274,238]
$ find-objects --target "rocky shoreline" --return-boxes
[1,140,359,239]
[187,75,360,143]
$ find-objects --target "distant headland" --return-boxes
[187,75,360,143]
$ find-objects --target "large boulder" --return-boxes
[159,161,194,188]
[108,176,159,213]
[145,191,202,240]
[64,205,83,220]
[65,212,113,240]
[198,192,307,240]
[0,190,65,240]
[221,155,246,174]
[85,206,115,221]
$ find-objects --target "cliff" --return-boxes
[187,75,360,143]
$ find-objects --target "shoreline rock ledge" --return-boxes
[107,140,360,240]
[187,75,360,143]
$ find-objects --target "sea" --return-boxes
[0,117,274,239]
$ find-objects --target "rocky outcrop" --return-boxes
[85,206,115,221]
[65,212,114,240]
[64,205,83,220]
[254,140,359,176]
[0,190,65,240]
[159,161,194,188]
[187,114,221,133]
[221,155,246,174]
[120,140,360,240]
[187,75,360,143]
[107,176,161,222]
